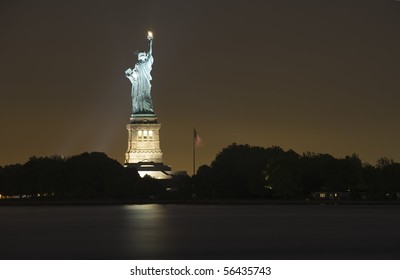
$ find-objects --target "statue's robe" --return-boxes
[126,55,154,114]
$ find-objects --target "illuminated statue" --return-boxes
[125,31,155,114]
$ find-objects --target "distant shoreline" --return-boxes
[1,199,400,206]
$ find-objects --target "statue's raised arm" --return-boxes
[147,31,153,57]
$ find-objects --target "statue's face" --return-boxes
[138,52,147,61]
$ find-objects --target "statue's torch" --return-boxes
[147,31,153,40]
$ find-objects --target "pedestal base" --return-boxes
[125,162,174,179]
[125,122,163,164]
[125,114,187,179]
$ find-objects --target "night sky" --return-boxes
[1,0,399,174]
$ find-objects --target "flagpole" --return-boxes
[193,128,196,176]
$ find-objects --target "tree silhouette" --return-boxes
[1,147,400,201]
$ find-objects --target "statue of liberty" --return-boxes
[125,31,155,115]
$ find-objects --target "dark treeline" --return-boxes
[1,144,400,201]
[193,143,400,200]
[0,152,181,200]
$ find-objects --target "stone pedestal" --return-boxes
[125,114,175,179]
[125,116,163,164]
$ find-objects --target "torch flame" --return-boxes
[148,31,153,38]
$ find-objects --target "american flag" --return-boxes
[194,129,202,148]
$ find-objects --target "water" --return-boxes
[0,204,399,259]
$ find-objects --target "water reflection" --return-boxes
[122,205,170,258]
[1,205,400,259]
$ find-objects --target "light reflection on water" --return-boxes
[0,204,400,259]
[122,204,170,258]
